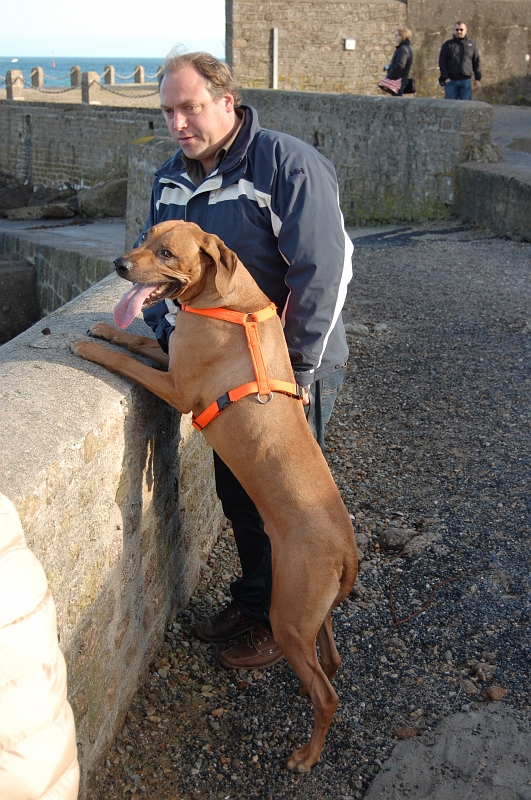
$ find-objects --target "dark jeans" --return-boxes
[213,367,345,627]
[444,78,472,100]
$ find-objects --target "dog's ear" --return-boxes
[200,234,239,297]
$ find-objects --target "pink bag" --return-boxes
[378,76,403,95]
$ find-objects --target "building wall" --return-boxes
[227,0,407,94]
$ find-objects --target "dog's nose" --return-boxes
[114,257,133,276]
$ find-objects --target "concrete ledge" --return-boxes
[454,162,531,242]
[0,275,223,796]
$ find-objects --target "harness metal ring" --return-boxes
[257,391,274,405]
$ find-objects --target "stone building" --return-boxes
[226,0,531,104]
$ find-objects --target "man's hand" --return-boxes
[474,80,481,89]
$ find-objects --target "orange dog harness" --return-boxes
[180,302,304,431]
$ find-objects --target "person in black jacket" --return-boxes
[439,21,481,100]
[384,28,413,96]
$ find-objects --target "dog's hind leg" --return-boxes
[297,611,340,696]
[269,568,342,772]
[273,627,339,772]
[317,611,341,682]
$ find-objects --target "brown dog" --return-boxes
[72,220,358,772]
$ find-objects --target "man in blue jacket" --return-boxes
[141,50,353,669]
[439,21,481,100]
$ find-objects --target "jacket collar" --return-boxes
[155,105,260,182]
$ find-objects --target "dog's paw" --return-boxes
[71,340,108,363]
[88,321,117,341]
[286,743,316,773]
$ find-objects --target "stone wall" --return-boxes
[0,276,223,796]
[0,101,167,191]
[227,0,407,94]
[124,94,495,227]
[0,231,114,315]
[454,162,531,242]
[1,92,498,230]
[408,0,531,105]
[241,90,495,224]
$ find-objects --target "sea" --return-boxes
[0,56,164,86]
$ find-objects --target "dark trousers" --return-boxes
[213,368,345,627]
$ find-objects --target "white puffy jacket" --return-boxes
[0,494,79,799]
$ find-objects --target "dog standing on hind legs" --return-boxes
[72,220,358,772]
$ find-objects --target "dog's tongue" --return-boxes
[113,283,156,329]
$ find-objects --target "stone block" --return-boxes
[78,178,128,218]
[6,69,24,101]
[6,203,75,221]
[82,71,101,105]
[454,162,531,242]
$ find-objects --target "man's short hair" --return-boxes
[160,49,242,106]
[397,28,412,42]
[455,21,467,29]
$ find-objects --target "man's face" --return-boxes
[454,23,467,39]
[160,65,236,169]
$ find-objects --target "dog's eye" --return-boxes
[141,232,148,242]
[161,249,173,258]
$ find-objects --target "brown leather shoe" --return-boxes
[218,624,284,669]
[194,602,255,643]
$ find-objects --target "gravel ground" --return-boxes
[87,220,531,800]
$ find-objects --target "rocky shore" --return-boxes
[87,220,531,800]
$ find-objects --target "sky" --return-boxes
[0,0,226,58]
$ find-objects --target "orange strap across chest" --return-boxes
[180,302,303,431]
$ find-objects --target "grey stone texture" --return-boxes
[124,94,497,230]
[0,271,223,797]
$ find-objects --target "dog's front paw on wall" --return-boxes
[71,340,109,363]
[88,322,117,342]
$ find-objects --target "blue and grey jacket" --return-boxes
[141,105,353,387]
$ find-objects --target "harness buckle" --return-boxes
[257,391,274,405]
[217,392,231,411]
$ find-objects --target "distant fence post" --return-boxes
[6,70,24,101]
[70,66,81,87]
[81,71,101,104]
[103,65,115,85]
[31,67,44,88]
[134,65,145,84]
